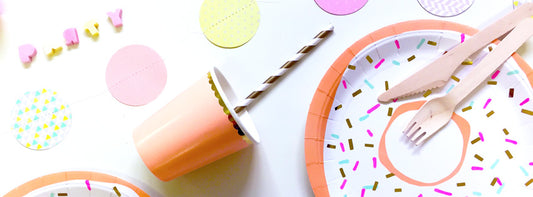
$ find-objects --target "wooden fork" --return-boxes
[405,17,533,145]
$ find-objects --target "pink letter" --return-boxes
[107,9,123,27]
[63,28,79,46]
[19,44,37,63]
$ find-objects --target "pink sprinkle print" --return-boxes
[372,157,377,168]
[85,180,91,191]
[393,98,398,102]
[521,98,530,106]
[366,129,374,137]
[340,142,345,152]
[367,103,380,114]
[529,162,533,166]
[492,70,500,79]
[479,132,484,142]
[353,161,360,171]
[434,188,452,196]
[418,194,423,197]
[395,40,400,49]
[361,188,366,197]
[497,177,502,186]
[342,80,347,89]
[505,139,517,145]
[472,166,483,171]
[340,179,347,190]
[461,33,465,43]
[374,58,385,69]
[483,98,491,109]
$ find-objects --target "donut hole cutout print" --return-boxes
[314,0,368,15]
[199,0,261,48]
[379,101,470,186]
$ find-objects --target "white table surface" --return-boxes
[0,0,530,196]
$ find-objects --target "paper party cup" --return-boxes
[133,67,260,181]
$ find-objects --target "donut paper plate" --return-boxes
[305,20,533,196]
[4,171,153,196]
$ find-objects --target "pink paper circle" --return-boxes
[106,45,167,106]
[418,0,474,17]
[314,0,368,15]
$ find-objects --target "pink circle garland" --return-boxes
[314,0,368,15]
[106,45,167,106]
[418,0,474,17]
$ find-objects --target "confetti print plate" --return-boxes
[4,171,152,196]
[305,20,533,196]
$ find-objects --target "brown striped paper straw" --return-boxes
[234,25,334,113]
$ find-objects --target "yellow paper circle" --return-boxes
[199,0,260,48]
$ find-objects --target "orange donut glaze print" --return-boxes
[378,101,471,186]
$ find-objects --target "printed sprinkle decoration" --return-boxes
[11,89,72,150]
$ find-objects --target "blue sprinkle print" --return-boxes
[520,166,529,176]
[491,159,500,169]
[331,134,340,139]
[473,191,482,196]
[497,183,504,194]
[392,60,400,65]
[446,85,455,94]
[469,101,474,107]
[507,70,520,75]
[364,79,374,89]
[359,114,370,121]
[339,159,349,164]
[417,38,426,49]
[363,185,373,189]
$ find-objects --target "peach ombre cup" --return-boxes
[133,67,260,181]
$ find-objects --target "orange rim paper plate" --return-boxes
[305,20,533,196]
[4,171,152,196]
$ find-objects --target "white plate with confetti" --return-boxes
[4,171,155,196]
[305,20,533,196]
